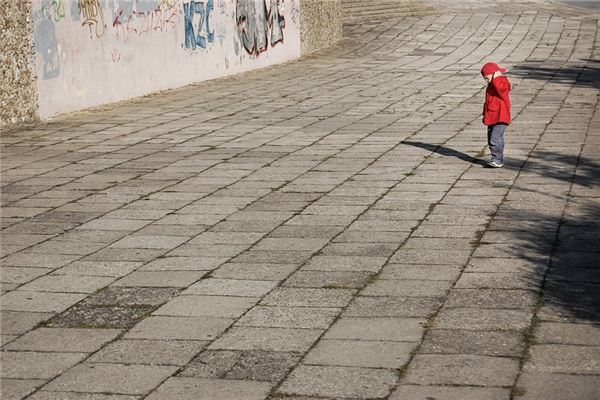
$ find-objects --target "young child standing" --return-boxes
[481,62,511,168]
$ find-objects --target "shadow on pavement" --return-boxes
[495,150,600,324]
[401,140,486,165]
[509,60,600,88]
[402,140,600,323]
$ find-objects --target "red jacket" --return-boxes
[483,75,511,126]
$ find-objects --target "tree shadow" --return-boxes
[488,150,600,324]
[497,200,600,324]
[509,60,600,89]
[401,140,599,322]
[401,140,486,165]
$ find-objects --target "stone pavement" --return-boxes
[1,1,599,399]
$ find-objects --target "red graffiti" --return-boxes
[113,4,180,43]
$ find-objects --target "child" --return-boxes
[481,62,511,168]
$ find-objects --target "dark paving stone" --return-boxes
[82,287,181,307]
[44,305,154,329]
[226,351,302,382]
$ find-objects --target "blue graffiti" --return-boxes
[34,7,60,79]
[184,0,214,50]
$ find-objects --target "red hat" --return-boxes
[481,62,507,76]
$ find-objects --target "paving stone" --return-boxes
[28,392,141,399]
[1,253,79,269]
[283,271,375,288]
[434,307,533,331]
[537,301,599,323]
[445,288,538,309]
[402,354,519,386]
[390,385,510,400]
[304,339,417,368]
[534,322,600,345]
[345,296,443,318]
[0,351,87,379]
[0,378,46,400]
[261,288,356,308]
[455,272,542,291]
[182,278,278,297]
[278,365,397,398]
[209,326,323,352]
[380,264,461,281]
[89,339,207,365]
[145,377,272,400]
[19,275,115,293]
[153,295,258,318]
[84,248,167,262]
[362,279,452,297]
[324,317,425,342]
[253,238,330,252]
[76,219,151,231]
[111,271,205,288]
[466,257,547,274]
[138,257,227,271]
[124,316,233,341]
[189,232,265,245]
[412,225,484,238]
[333,230,410,244]
[0,291,87,313]
[320,243,398,257]
[236,306,340,329]
[211,262,298,281]
[0,267,50,284]
[109,235,189,250]
[178,350,241,379]
[514,373,600,400]
[83,287,179,307]
[421,329,524,356]
[302,256,388,272]
[168,244,250,258]
[231,250,313,264]
[53,261,143,277]
[43,363,178,394]
[45,304,154,329]
[524,344,600,374]
[390,249,472,266]
[0,311,53,335]
[269,224,345,238]
[4,328,121,353]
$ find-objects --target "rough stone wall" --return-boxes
[0,0,37,128]
[300,0,343,55]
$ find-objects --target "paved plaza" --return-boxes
[1,0,599,399]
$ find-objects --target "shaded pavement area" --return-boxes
[1,1,599,399]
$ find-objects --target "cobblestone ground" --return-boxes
[1,1,599,399]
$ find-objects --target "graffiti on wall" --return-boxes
[51,0,66,21]
[78,0,107,38]
[34,5,61,79]
[112,0,181,43]
[236,0,285,56]
[183,0,214,50]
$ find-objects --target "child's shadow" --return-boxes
[401,140,486,166]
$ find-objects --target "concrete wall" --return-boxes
[1,0,342,126]
[300,0,342,55]
[0,0,38,126]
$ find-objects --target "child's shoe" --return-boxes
[486,160,504,168]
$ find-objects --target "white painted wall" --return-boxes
[32,0,301,118]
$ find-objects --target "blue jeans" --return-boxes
[487,124,506,164]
